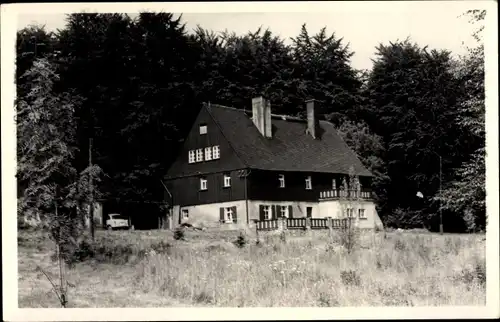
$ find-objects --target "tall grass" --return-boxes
[18,229,486,307]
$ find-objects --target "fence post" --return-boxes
[255,221,260,244]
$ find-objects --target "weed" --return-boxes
[340,269,361,286]
[173,228,185,241]
[234,231,248,248]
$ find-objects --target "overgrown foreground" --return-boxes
[18,229,485,307]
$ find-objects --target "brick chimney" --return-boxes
[252,96,272,138]
[305,99,319,139]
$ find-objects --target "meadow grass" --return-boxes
[17,227,486,307]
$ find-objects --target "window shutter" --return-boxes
[232,206,237,223]
[288,205,293,219]
[219,208,224,223]
[259,205,265,221]
[272,205,277,219]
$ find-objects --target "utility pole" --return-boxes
[89,137,95,241]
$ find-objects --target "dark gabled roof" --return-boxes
[206,104,373,177]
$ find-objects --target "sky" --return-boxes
[15,2,481,71]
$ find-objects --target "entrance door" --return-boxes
[306,207,313,218]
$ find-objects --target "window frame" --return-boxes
[280,205,288,218]
[188,150,196,163]
[196,148,204,162]
[305,176,312,190]
[200,177,208,191]
[263,205,271,220]
[204,147,212,161]
[278,174,285,188]
[199,124,207,135]
[358,208,367,219]
[223,173,231,188]
[224,207,233,222]
[181,209,189,220]
[212,145,220,159]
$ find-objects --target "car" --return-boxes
[106,214,130,230]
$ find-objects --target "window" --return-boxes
[199,125,207,135]
[200,177,207,191]
[332,178,337,190]
[263,205,271,220]
[223,173,231,187]
[188,150,195,163]
[196,149,204,162]
[305,176,312,190]
[181,209,189,220]
[358,208,367,219]
[224,207,233,222]
[345,208,355,218]
[278,174,285,188]
[204,147,212,161]
[280,206,289,218]
[212,146,220,159]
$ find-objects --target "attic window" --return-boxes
[278,174,285,188]
[212,146,220,159]
[204,147,212,161]
[305,176,312,190]
[200,177,207,191]
[199,125,207,135]
[188,150,195,164]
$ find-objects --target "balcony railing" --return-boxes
[319,189,372,200]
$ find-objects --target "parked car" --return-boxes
[106,214,130,230]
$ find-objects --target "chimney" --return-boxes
[306,99,319,139]
[252,96,272,138]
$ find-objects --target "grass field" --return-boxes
[17,227,486,307]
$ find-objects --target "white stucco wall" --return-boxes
[172,199,383,230]
[318,199,383,229]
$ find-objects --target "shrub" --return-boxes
[173,228,185,241]
[340,269,361,286]
[234,231,248,248]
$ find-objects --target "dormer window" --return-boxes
[305,176,312,190]
[278,174,285,188]
[199,124,207,135]
[212,146,220,159]
[188,150,195,163]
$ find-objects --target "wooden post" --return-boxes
[89,138,95,241]
[255,221,260,244]
[327,217,333,239]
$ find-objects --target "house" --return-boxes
[163,97,383,230]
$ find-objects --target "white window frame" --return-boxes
[181,209,189,220]
[212,146,220,159]
[345,208,355,218]
[196,149,204,162]
[280,205,288,218]
[278,174,285,188]
[200,177,207,191]
[204,147,212,161]
[224,207,233,222]
[358,208,367,219]
[188,150,195,164]
[223,173,231,187]
[263,205,271,220]
[305,176,312,190]
[332,178,337,190]
[199,125,207,135]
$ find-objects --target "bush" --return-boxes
[233,231,248,248]
[340,269,361,286]
[173,228,185,241]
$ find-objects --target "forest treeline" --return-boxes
[16,11,486,232]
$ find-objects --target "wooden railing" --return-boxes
[255,217,351,231]
[319,189,372,200]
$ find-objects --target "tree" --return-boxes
[436,10,486,232]
[336,120,390,218]
[16,57,102,241]
[364,39,468,229]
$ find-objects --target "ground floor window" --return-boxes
[181,209,189,220]
[263,205,271,220]
[280,205,289,218]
